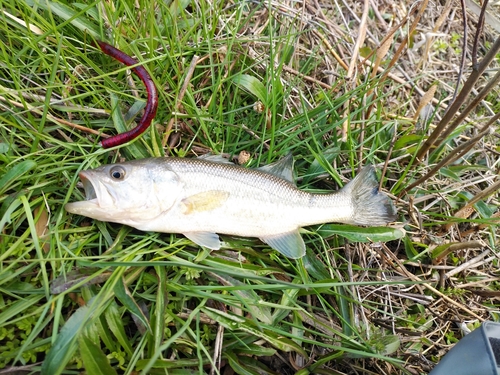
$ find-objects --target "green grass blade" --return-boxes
[232,74,268,105]
[317,224,404,243]
[0,160,37,196]
[26,0,100,38]
[109,92,150,159]
[104,302,134,356]
[41,304,89,375]
[113,277,152,334]
[152,265,167,352]
[79,334,119,375]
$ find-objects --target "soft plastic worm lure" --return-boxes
[95,41,159,148]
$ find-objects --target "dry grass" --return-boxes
[302,0,500,373]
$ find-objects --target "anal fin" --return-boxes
[184,231,222,250]
[260,229,305,259]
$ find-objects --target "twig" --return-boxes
[447,177,500,225]
[369,0,388,31]
[416,0,453,71]
[415,35,500,161]
[0,96,110,138]
[435,68,500,144]
[455,276,500,289]
[471,0,489,69]
[379,123,397,190]
[400,119,496,196]
[379,0,429,83]
[281,64,335,90]
[210,324,224,375]
[311,29,349,71]
[346,0,369,78]
[449,0,467,106]
[444,248,489,279]
[380,243,485,321]
[358,17,408,72]
[305,0,349,71]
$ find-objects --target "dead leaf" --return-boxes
[34,205,50,253]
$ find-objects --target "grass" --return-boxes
[1,0,499,374]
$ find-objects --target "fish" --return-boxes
[65,155,397,258]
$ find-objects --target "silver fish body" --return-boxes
[65,155,396,258]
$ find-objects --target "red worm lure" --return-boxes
[95,41,159,148]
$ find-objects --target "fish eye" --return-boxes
[110,166,126,180]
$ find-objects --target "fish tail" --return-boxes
[342,166,397,226]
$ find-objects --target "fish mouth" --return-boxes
[65,171,109,215]
[80,171,98,202]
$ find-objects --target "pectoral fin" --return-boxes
[260,229,305,259]
[184,231,222,250]
[181,191,229,215]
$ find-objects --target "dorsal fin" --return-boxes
[257,153,294,183]
[197,154,234,164]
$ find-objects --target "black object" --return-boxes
[430,322,500,375]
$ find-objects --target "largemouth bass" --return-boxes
[65,155,396,258]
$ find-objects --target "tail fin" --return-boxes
[342,166,397,226]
